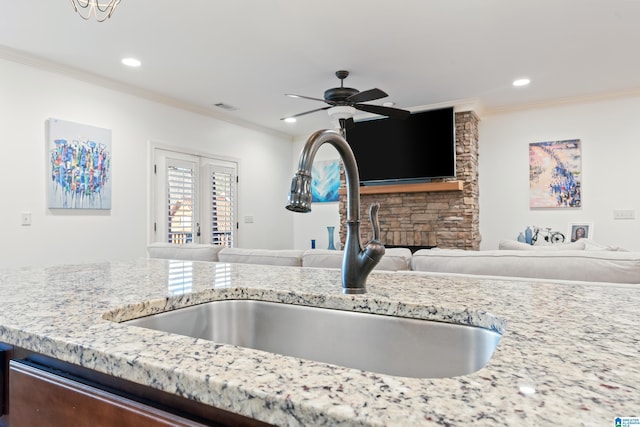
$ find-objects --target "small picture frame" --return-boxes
[568,223,593,242]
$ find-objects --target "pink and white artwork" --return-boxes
[529,139,581,208]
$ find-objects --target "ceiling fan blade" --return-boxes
[280,106,331,120]
[346,88,388,103]
[285,93,329,103]
[354,103,411,119]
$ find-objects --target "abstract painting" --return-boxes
[529,139,581,208]
[47,118,112,209]
[311,159,340,203]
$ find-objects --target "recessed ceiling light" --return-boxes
[513,78,530,87]
[382,101,395,107]
[284,117,296,123]
[121,57,141,67]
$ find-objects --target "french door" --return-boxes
[152,148,237,247]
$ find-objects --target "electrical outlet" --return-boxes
[244,215,254,223]
[21,212,32,226]
[613,209,636,220]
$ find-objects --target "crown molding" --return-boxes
[483,88,640,116]
[0,45,292,140]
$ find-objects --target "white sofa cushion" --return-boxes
[218,248,304,267]
[579,238,630,252]
[147,242,224,261]
[302,247,412,271]
[302,250,342,269]
[411,249,640,284]
[498,239,586,251]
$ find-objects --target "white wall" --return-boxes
[479,96,640,251]
[0,57,294,268]
[5,56,639,268]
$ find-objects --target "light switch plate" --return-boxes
[613,209,635,220]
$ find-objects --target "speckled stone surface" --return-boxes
[0,258,638,426]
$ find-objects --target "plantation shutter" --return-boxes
[205,164,236,247]
[166,160,197,244]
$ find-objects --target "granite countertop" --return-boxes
[0,258,638,426]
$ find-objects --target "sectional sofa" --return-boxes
[146,239,640,285]
[146,244,414,271]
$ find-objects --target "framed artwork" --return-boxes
[47,118,112,209]
[568,222,593,242]
[311,159,340,203]
[529,139,581,208]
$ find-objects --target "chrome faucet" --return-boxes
[286,129,385,294]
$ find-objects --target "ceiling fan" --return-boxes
[281,70,410,130]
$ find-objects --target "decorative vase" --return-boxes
[524,226,533,245]
[327,226,336,250]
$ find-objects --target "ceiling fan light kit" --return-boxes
[328,106,357,131]
[282,70,410,130]
[70,0,121,22]
[328,106,356,120]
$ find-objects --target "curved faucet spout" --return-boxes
[286,129,385,294]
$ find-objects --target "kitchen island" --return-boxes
[0,258,638,426]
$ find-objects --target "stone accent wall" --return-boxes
[338,111,480,250]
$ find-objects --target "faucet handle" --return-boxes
[369,202,382,242]
[362,202,385,269]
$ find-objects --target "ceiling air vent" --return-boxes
[212,102,238,111]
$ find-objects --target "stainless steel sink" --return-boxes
[123,300,502,378]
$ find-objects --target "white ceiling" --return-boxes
[2,1,640,138]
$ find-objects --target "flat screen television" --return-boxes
[345,106,456,185]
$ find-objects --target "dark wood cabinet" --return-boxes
[0,344,11,426]
[0,346,273,427]
[10,360,209,427]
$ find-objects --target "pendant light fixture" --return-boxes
[70,0,121,22]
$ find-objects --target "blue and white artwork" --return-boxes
[47,118,112,209]
[312,159,340,203]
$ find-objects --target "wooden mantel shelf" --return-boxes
[339,180,464,195]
